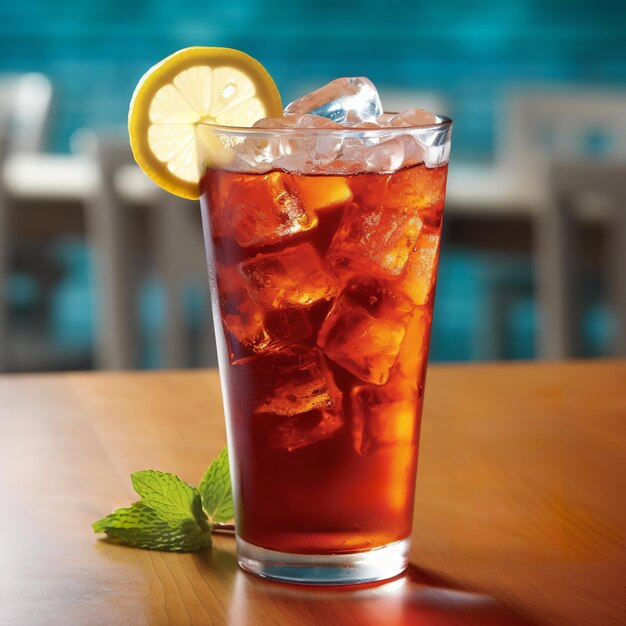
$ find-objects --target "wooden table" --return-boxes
[1,361,624,625]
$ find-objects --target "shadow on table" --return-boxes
[99,537,533,624]
[224,561,535,625]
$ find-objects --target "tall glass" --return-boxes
[199,118,452,584]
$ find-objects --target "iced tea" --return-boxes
[200,162,447,554]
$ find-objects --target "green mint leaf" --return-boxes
[199,447,234,523]
[93,447,234,552]
[131,470,207,526]
[93,501,212,552]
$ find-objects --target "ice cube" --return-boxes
[219,171,318,247]
[352,121,383,129]
[268,409,343,451]
[348,163,447,227]
[351,386,418,455]
[254,345,342,416]
[290,116,347,171]
[294,114,345,129]
[397,229,440,305]
[373,113,396,126]
[337,277,414,321]
[288,174,353,212]
[270,153,312,172]
[222,299,272,363]
[245,114,348,174]
[285,78,382,126]
[389,110,449,167]
[385,165,448,218]
[223,301,312,364]
[318,300,405,385]
[327,203,423,279]
[230,120,300,173]
[225,149,266,175]
[238,242,339,309]
[362,137,411,172]
[215,262,313,363]
[385,307,430,393]
[253,114,299,128]
[410,126,451,168]
[388,108,440,127]
[317,279,412,385]
[214,262,247,316]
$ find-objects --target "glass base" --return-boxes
[237,536,411,585]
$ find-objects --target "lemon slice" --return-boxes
[129,47,282,199]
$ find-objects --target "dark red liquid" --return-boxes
[200,163,447,554]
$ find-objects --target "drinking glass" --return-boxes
[199,117,452,584]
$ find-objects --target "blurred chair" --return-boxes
[499,88,626,358]
[499,88,626,190]
[0,99,11,371]
[0,73,54,371]
[74,130,216,370]
[73,131,136,369]
[0,73,53,154]
[541,160,626,357]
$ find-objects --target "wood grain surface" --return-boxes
[0,361,624,625]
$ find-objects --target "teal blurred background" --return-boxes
[1,0,625,370]
[4,0,626,157]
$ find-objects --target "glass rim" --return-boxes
[199,112,453,137]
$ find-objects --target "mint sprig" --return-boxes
[199,447,234,523]
[93,447,233,552]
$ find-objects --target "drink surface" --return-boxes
[201,162,447,554]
